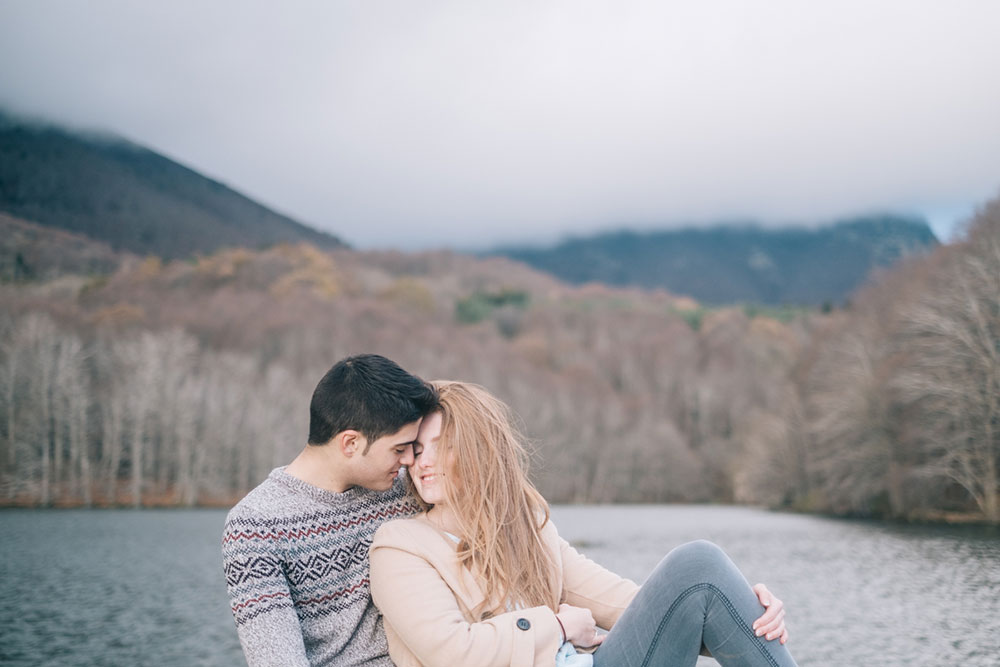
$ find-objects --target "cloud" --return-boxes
[1,0,998,248]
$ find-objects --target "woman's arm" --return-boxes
[370,542,564,667]
[555,530,641,630]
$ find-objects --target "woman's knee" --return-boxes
[649,540,734,588]
[668,539,729,569]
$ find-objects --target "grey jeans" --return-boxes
[592,540,798,667]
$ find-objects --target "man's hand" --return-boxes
[751,583,788,644]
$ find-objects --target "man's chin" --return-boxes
[373,477,397,491]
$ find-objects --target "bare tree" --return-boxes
[895,205,1000,522]
[54,333,90,504]
[114,333,164,507]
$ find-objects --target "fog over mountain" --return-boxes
[1,1,997,248]
[2,112,938,307]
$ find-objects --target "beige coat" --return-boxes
[370,514,639,667]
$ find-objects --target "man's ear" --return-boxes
[337,430,365,458]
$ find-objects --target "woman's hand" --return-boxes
[555,603,604,648]
[751,583,788,644]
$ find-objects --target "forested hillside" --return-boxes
[0,112,344,258]
[1,199,996,522]
[493,216,939,306]
[1,212,123,282]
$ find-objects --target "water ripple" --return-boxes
[1,507,997,666]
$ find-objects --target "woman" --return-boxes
[370,381,797,667]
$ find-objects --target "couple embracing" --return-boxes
[223,354,797,667]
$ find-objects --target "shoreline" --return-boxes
[2,498,996,528]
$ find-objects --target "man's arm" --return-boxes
[222,512,309,667]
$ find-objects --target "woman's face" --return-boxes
[410,411,451,506]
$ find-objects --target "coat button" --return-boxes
[516,618,531,631]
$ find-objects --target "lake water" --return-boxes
[0,505,997,666]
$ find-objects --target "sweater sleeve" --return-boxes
[370,525,563,667]
[554,526,640,631]
[222,511,310,667]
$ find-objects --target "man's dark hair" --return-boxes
[308,354,438,450]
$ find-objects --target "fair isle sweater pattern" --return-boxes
[223,467,419,665]
[225,506,403,623]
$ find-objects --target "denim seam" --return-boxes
[640,582,780,667]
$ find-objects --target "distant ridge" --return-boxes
[0,212,124,282]
[0,111,345,258]
[491,216,939,306]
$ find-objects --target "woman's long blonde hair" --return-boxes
[420,381,559,619]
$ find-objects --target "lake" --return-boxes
[0,505,997,666]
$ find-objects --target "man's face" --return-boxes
[349,420,420,491]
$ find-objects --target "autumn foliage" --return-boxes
[1,200,997,522]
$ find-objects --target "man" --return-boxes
[222,354,438,666]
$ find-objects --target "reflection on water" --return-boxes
[1,506,997,666]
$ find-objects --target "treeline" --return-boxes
[786,200,1000,523]
[0,319,302,506]
[0,200,996,521]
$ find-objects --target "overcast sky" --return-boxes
[1,1,999,249]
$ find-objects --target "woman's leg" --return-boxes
[592,540,797,667]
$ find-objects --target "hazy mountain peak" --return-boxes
[490,215,938,306]
[0,111,345,258]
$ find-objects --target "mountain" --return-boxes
[490,216,939,305]
[0,112,344,258]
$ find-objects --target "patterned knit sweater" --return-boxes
[222,467,420,666]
